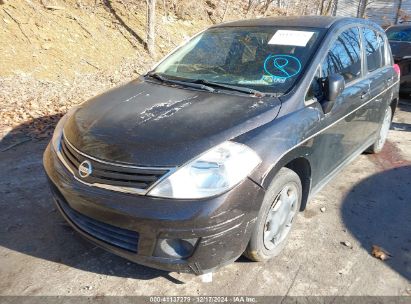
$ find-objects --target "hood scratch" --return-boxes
[137,95,199,125]
[122,91,146,102]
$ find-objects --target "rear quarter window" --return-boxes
[363,28,385,72]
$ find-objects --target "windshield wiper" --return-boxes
[145,72,215,92]
[190,79,266,97]
[145,73,268,96]
[145,72,167,82]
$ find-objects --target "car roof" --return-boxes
[211,16,366,29]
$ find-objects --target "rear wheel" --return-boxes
[367,107,392,154]
[244,168,302,262]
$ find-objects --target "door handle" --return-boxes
[360,92,369,99]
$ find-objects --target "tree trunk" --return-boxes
[246,0,254,15]
[263,0,273,14]
[357,0,367,18]
[147,0,156,56]
[395,0,403,24]
[163,0,168,18]
[246,0,259,17]
[319,0,326,15]
[332,0,338,16]
[221,0,229,22]
[323,0,337,16]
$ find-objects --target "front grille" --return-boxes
[59,135,170,191]
[54,189,139,253]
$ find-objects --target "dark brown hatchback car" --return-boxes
[44,16,399,276]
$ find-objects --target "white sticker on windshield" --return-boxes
[268,30,315,47]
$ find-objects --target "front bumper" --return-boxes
[43,143,264,274]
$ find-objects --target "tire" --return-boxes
[244,167,302,262]
[367,106,392,154]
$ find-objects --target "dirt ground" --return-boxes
[0,101,410,296]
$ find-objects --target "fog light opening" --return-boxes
[154,238,198,259]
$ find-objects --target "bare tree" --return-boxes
[246,0,259,16]
[263,0,276,14]
[331,0,338,16]
[395,0,403,24]
[221,0,230,22]
[319,0,326,15]
[147,0,156,56]
[319,0,337,16]
[163,0,168,19]
[357,0,376,18]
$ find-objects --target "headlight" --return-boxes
[51,107,78,151]
[148,141,261,199]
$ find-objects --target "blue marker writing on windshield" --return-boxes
[264,55,302,79]
[273,57,291,77]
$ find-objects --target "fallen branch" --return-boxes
[83,59,100,70]
[67,14,93,37]
[45,5,65,10]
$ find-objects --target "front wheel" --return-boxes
[367,106,392,154]
[244,168,302,262]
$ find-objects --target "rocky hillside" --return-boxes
[0,0,212,140]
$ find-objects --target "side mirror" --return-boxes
[322,74,345,114]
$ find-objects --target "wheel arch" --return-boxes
[390,97,399,118]
[261,147,313,211]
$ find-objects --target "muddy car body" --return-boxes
[44,16,399,275]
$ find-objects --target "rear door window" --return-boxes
[363,28,385,72]
[386,26,411,42]
[321,27,362,84]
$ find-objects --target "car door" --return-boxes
[307,26,371,185]
[361,27,395,136]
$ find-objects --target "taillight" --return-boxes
[394,64,401,77]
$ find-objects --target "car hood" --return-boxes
[64,78,281,166]
[389,41,411,59]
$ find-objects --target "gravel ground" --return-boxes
[0,101,410,296]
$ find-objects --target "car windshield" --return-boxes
[386,27,411,42]
[153,26,325,94]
